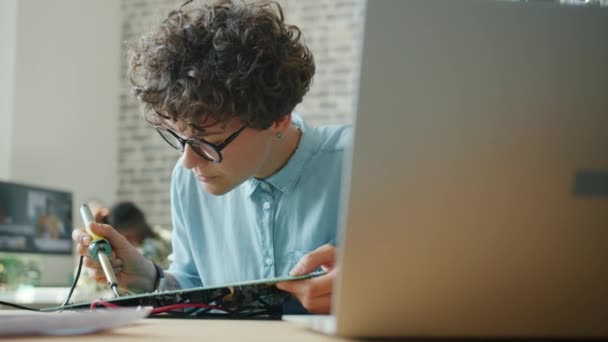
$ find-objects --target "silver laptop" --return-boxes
[284,0,608,338]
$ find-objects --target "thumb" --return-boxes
[290,244,336,276]
[88,222,130,250]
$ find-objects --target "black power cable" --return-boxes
[0,255,84,312]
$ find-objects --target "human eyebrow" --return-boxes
[188,123,225,137]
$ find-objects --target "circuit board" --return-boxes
[42,272,323,319]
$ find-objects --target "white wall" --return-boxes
[2,0,121,286]
[11,0,120,221]
[0,0,18,179]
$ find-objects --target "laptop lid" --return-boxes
[333,0,608,338]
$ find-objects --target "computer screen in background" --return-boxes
[0,180,74,288]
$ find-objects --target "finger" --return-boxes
[276,270,334,298]
[290,244,336,276]
[297,293,332,314]
[94,267,123,284]
[88,223,130,250]
[88,267,108,283]
[83,256,102,269]
[72,229,92,247]
[71,229,82,242]
[276,277,332,298]
[110,257,123,268]
[75,243,89,257]
[90,261,122,276]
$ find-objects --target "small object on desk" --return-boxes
[0,307,150,337]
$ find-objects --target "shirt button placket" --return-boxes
[260,183,275,278]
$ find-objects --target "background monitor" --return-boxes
[0,180,74,287]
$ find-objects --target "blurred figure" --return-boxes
[100,202,171,269]
[36,198,63,239]
[75,201,171,300]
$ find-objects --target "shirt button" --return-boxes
[265,258,273,266]
[263,202,271,210]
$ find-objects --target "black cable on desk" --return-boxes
[0,255,84,312]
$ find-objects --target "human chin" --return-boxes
[197,177,237,196]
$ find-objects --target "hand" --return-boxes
[276,244,338,314]
[72,222,156,293]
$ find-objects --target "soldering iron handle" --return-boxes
[80,204,104,241]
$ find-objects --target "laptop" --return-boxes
[284,0,608,338]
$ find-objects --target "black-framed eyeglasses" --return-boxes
[155,125,247,163]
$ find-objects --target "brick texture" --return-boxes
[118,0,365,228]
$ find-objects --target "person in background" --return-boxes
[99,202,171,269]
[36,198,63,240]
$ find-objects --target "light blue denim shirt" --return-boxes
[167,114,351,288]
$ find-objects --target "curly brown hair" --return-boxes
[129,0,315,130]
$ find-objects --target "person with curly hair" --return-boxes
[72,0,350,314]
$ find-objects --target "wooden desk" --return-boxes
[11,318,351,341]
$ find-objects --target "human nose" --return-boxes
[181,143,208,170]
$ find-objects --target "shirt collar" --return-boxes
[243,114,317,197]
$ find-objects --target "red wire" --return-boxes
[89,300,228,314]
[90,300,121,310]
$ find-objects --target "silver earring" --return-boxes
[275,132,282,139]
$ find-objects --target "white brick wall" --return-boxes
[118,0,365,228]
